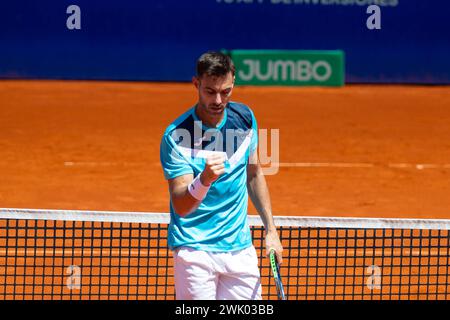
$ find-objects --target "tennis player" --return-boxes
[160,51,283,300]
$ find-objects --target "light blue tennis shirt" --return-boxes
[160,102,258,252]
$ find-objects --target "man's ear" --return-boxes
[192,76,199,89]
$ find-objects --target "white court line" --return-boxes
[64,162,143,167]
[388,163,442,170]
[277,162,375,168]
[63,161,450,170]
[388,164,415,169]
[272,162,450,170]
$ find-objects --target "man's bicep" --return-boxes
[247,150,260,179]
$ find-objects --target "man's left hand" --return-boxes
[265,230,283,265]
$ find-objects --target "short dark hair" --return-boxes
[196,51,235,78]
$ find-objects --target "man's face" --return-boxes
[193,72,234,120]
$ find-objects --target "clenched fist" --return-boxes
[200,154,226,186]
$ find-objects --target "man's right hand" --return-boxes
[200,154,226,186]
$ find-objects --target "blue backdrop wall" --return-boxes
[1,0,449,84]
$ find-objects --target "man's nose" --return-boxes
[214,93,222,105]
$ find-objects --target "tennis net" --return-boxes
[0,208,449,300]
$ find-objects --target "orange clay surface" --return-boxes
[1,80,450,219]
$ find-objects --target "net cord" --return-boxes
[1,208,450,230]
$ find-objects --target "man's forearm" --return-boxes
[169,174,206,217]
[170,163,222,217]
[171,184,201,217]
[247,165,283,262]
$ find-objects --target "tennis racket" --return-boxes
[269,249,286,300]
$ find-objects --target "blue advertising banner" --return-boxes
[0,0,449,84]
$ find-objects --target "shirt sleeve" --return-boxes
[160,133,194,180]
[249,110,258,155]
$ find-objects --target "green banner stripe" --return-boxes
[230,50,345,87]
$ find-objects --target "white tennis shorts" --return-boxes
[173,245,262,300]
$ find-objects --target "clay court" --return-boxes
[1,81,450,300]
[1,80,449,219]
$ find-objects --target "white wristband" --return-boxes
[188,175,210,201]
